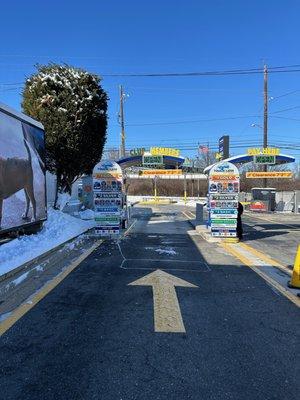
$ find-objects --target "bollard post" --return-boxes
[196,203,204,225]
[184,173,187,204]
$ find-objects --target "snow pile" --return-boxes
[57,192,71,211]
[0,209,96,277]
[176,199,207,207]
[11,271,29,286]
[155,248,177,256]
[79,209,95,220]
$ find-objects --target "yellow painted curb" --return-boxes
[238,242,292,276]
[140,199,172,205]
[223,237,239,244]
[220,242,300,308]
[0,239,103,337]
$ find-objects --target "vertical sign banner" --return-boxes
[208,162,240,237]
[218,135,230,160]
[92,160,123,236]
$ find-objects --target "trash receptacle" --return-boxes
[251,187,276,211]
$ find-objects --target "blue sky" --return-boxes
[0,0,300,161]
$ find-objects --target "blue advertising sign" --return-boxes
[211,209,237,215]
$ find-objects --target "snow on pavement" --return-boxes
[0,209,96,277]
[145,246,177,256]
[155,248,177,255]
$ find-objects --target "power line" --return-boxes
[270,89,300,100]
[102,65,300,78]
[0,82,24,86]
[116,114,262,127]
[0,86,23,92]
[272,115,300,122]
[270,105,300,114]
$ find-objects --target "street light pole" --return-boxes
[263,64,268,188]
[119,85,126,158]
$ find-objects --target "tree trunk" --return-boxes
[53,174,60,209]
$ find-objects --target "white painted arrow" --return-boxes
[129,269,198,333]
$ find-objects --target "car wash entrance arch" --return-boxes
[204,149,295,175]
[204,147,295,215]
[116,146,207,202]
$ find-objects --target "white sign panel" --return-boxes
[208,162,240,237]
[92,161,123,237]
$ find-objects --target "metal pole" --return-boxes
[263,65,268,188]
[184,172,187,204]
[206,142,209,167]
[119,85,126,158]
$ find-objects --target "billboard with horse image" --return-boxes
[0,104,46,234]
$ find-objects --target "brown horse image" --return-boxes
[0,137,36,229]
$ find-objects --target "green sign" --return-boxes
[143,155,163,166]
[254,155,276,165]
[211,219,237,225]
[95,216,119,222]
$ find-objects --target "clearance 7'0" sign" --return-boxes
[246,171,293,179]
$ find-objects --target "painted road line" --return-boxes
[220,243,300,308]
[129,269,198,333]
[182,211,190,219]
[182,211,195,219]
[123,218,137,237]
[0,240,103,337]
[239,242,292,276]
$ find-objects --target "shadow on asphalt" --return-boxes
[243,228,289,241]
[243,220,300,241]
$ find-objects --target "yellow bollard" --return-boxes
[184,190,187,204]
[288,245,300,289]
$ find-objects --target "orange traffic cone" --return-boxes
[288,245,300,289]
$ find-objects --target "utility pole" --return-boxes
[263,65,268,188]
[206,142,210,167]
[119,85,126,158]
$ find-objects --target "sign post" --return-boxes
[92,161,124,237]
[208,162,240,238]
[153,175,158,201]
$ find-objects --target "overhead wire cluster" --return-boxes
[1,63,300,152]
[101,64,300,77]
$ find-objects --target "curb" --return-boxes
[187,218,221,243]
[0,227,96,284]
